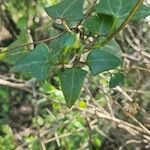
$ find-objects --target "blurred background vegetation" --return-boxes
[0,0,150,149]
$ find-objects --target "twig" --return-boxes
[62,20,73,33]
[77,0,97,28]
[0,31,64,53]
[119,139,142,150]
[115,86,134,102]
[128,114,150,136]
[0,78,31,92]
[44,128,84,144]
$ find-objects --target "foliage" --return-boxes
[0,0,150,149]
[1,0,149,107]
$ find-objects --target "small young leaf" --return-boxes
[86,49,122,75]
[59,68,87,108]
[48,32,79,64]
[109,73,125,88]
[59,32,76,51]
[84,14,114,35]
[45,0,84,21]
[11,43,51,81]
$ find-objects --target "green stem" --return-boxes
[94,0,144,48]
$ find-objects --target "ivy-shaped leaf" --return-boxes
[109,73,125,88]
[45,0,84,21]
[11,43,51,81]
[95,0,150,26]
[84,14,114,35]
[59,68,87,108]
[86,49,122,75]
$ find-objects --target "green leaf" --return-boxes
[109,73,125,88]
[17,16,27,30]
[59,68,87,108]
[11,43,51,81]
[132,5,150,20]
[84,14,114,35]
[1,31,30,64]
[59,32,76,51]
[48,32,76,64]
[31,140,42,150]
[49,32,81,64]
[48,38,64,64]
[101,40,122,57]
[86,49,122,75]
[95,0,150,26]
[95,0,135,18]
[45,0,84,21]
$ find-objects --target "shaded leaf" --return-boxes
[11,43,51,81]
[84,14,114,35]
[109,73,125,88]
[45,0,84,21]
[86,49,122,75]
[59,68,87,108]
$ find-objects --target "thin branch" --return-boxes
[115,86,134,102]
[77,0,97,28]
[0,31,65,53]
[44,128,84,144]
[0,78,31,92]
[62,20,73,33]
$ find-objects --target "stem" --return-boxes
[0,31,65,53]
[77,0,97,28]
[94,0,144,48]
[62,20,73,33]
